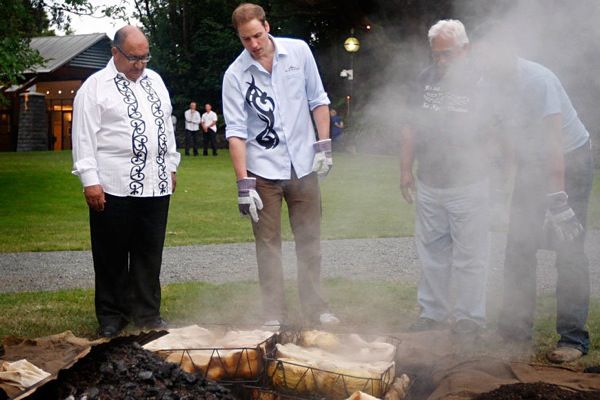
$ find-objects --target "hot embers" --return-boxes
[35,337,237,400]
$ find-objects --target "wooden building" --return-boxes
[0,33,111,151]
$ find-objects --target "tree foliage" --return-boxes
[0,0,127,94]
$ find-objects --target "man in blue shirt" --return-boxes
[222,3,339,328]
[476,30,593,363]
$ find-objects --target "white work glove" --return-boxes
[237,177,263,223]
[312,139,333,177]
[543,191,583,242]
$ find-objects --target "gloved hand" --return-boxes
[543,191,583,242]
[237,177,263,223]
[312,139,333,177]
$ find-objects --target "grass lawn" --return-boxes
[1,150,599,253]
[0,279,598,368]
[0,150,412,252]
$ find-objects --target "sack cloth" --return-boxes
[427,356,600,400]
[0,331,104,399]
[389,330,599,400]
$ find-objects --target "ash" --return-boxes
[43,337,237,400]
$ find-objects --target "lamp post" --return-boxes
[343,30,360,120]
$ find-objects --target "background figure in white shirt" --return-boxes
[184,101,201,156]
[171,114,177,139]
[222,3,338,328]
[201,103,218,156]
[72,25,180,338]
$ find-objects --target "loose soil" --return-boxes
[473,382,600,400]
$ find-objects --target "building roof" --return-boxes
[27,33,111,73]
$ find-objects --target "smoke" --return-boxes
[317,0,599,340]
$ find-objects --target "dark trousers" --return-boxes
[185,129,199,155]
[249,170,328,322]
[203,130,217,155]
[499,141,593,353]
[89,194,170,328]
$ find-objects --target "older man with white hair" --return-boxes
[400,19,492,334]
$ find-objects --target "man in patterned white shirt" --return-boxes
[72,25,180,338]
[222,3,338,328]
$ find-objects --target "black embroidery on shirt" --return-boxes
[245,75,279,149]
[140,76,169,195]
[114,75,147,195]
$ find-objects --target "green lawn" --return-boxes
[2,150,599,253]
[0,279,598,368]
[0,150,413,252]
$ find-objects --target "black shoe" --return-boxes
[452,319,482,335]
[408,317,448,332]
[136,317,169,330]
[98,320,128,338]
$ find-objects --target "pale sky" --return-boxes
[55,0,139,38]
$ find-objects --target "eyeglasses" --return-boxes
[431,46,462,61]
[115,46,152,64]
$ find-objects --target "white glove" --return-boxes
[543,191,583,242]
[237,177,263,223]
[312,139,333,177]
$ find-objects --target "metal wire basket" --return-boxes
[264,330,399,399]
[151,325,277,384]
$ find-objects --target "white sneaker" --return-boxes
[262,320,281,331]
[319,313,340,325]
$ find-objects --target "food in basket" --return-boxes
[143,325,274,381]
[268,332,397,399]
[267,358,317,393]
[299,330,341,350]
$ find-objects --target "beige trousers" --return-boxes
[250,170,328,322]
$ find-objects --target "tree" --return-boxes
[0,0,126,99]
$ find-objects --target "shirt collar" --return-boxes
[102,57,149,82]
[240,35,288,72]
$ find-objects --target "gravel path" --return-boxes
[1,231,599,297]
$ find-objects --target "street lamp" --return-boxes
[342,30,360,120]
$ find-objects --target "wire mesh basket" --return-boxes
[264,330,399,399]
[148,325,277,384]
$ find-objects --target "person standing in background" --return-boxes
[72,25,180,338]
[184,101,201,156]
[330,108,344,143]
[222,3,339,328]
[201,103,219,156]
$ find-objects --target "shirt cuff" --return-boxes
[78,169,100,187]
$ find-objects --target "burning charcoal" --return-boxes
[137,370,153,380]
[44,337,235,400]
[99,362,113,375]
[184,373,197,384]
[115,359,128,375]
[84,387,99,399]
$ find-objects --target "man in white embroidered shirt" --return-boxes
[72,26,180,338]
[222,3,338,328]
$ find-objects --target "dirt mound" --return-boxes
[474,382,600,400]
[28,336,236,400]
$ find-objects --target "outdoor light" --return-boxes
[344,37,360,53]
